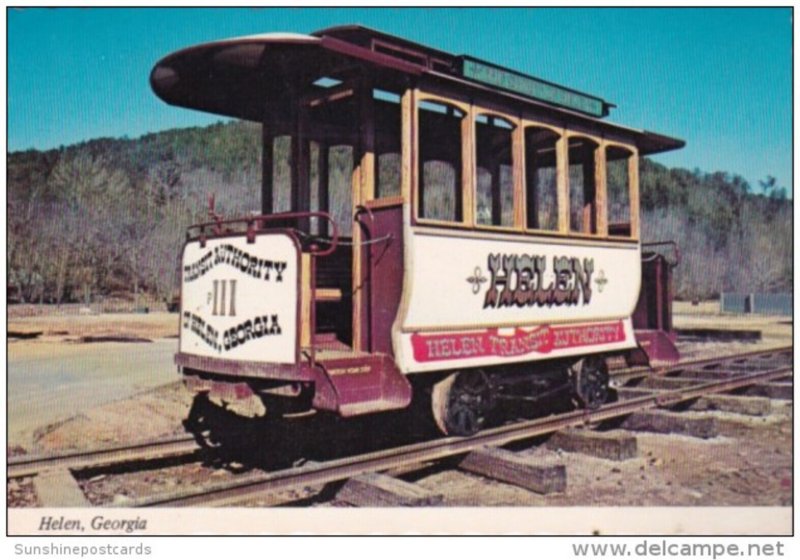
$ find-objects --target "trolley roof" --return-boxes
[151,25,684,155]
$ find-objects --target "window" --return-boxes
[308,143,354,237]
[417,100,465,222]
[475,114,515,227]
[568,136,599,234]
[374,89,402,199]
[524,127,559,231]
[271,135,293,213]
[313,77,343,89]
[306,91,357,236]
[606,145,633,237]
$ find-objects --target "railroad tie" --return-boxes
[638,377,701,390]
[742,383,793,400]
[689,394,772,416]
[33,469,89,507]
[336,472,443,507]
[546,429,638,461]
[679,369,738,380]
[620,410,718,439]
[615,386,665,400]
[459,447,566,494]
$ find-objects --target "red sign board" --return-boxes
[410,321,625,363]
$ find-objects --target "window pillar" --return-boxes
[462,104,476,227]
[512,122,525,229]
[629,148,640,239]
[556,132,569,234]
[595,142,608,236]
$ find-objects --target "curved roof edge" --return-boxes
[149,26,685,155]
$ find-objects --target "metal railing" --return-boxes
[187,210,340,256]
[186,206,343,365]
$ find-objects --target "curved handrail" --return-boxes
[353,204,395,246]
[354,204,375,234]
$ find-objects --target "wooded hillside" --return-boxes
[7,120,791,305]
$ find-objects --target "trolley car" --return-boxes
[151,25,684,436]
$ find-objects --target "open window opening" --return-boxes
[606,145,633,237]
[268,135,293,214]
[374,88,402,199]
[305,90,357,238]
[417,100,465,222]
[568,136,599,235]
[524,127,559,231]
[475,114,515,227]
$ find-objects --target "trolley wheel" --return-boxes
[571,356,610,410]
[431,370,494,436]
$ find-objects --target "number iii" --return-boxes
[212,279,237,316]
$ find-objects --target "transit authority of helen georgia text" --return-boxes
[571,540,786,558]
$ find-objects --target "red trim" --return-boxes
[176,352,316,382]
[410,321,625,363]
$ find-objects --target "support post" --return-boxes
[595,142,608,236]
[262,116,274,215]
[629,148,640,239]
[400,88,416,205]
[556,132,569,233]
[353,80,375,352]
[462,105,476,226]
[318,142,329,235]
[513,121,526,229]
[294,103,310,231]
[582,143,597,234]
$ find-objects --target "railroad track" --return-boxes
[8,346,791,507]
[7,434,199,479]
[610,345,793,382]
[135,346,792,507]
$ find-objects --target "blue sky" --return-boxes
[7,7,793,193]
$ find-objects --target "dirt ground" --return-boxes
[8,311,182,451]
[8,311,179,345]
[6,303,793,508]
[413,405,792,507]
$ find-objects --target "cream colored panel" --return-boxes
[179,232,298,364]
[405,229,639,328]
[394,228,640,373]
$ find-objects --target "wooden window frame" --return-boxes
[471,107,522,234]
[520,119,566,237]
[407,88,640,243]
[412,91,473,228]
[565,131,605,239]
[604,141,639,241]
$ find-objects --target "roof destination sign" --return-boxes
[460,57,609,118]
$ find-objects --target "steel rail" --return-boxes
[612,345,793,380]
[136,362,792,508]
[7,347,789,485]
[7,435,199,479]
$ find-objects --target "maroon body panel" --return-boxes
[633,252,673,332]
[180,351,412,417]
[628,330,680,367]
[364,203,405,355]
[630,251,680,367]
[313,353,412,416]
[176,352,316,382]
